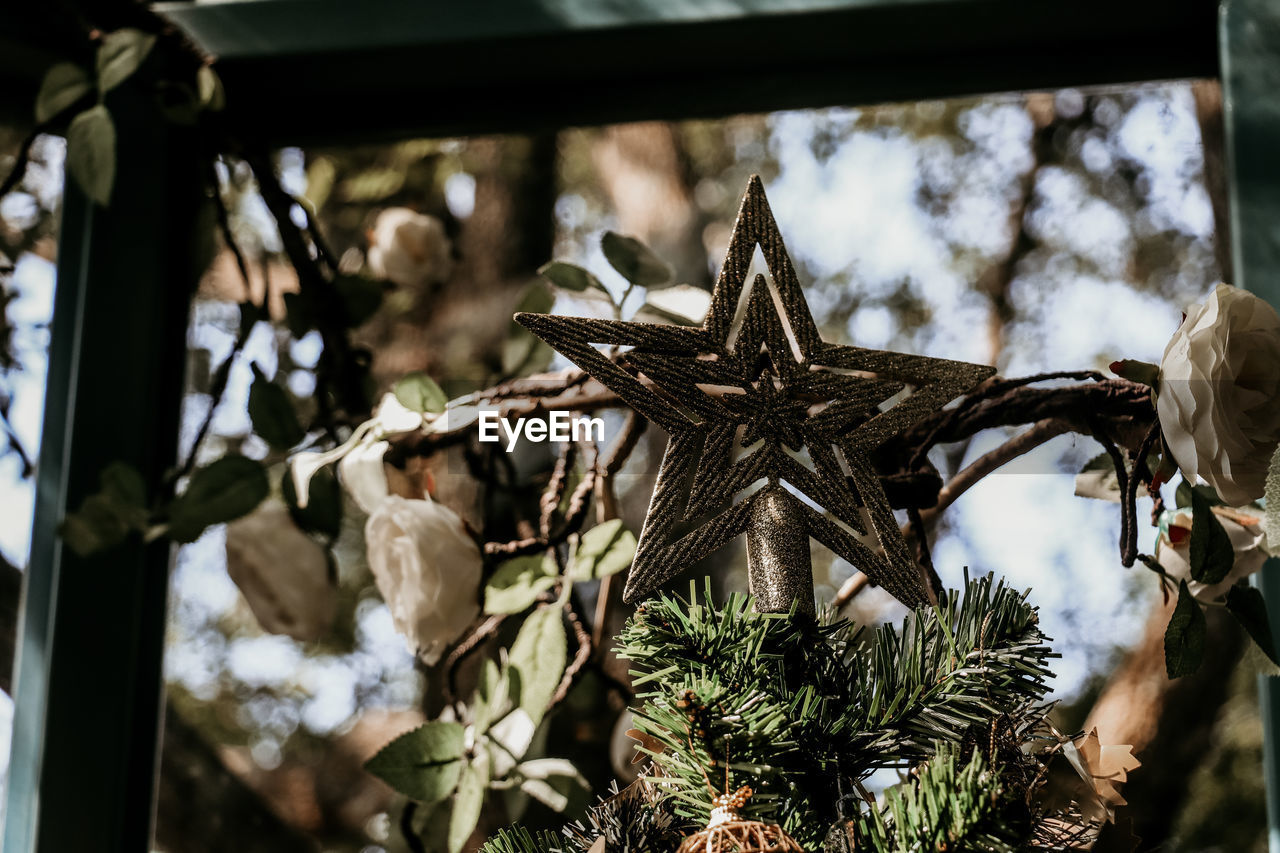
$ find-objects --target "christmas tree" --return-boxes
[478,575,1137,853]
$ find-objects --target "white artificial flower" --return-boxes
[339,439,392,514]
[1155,504,1270,603]
[367,207,453,288]
[376,391,426,433]
[1157,283,1280,505]
[365,495,482,664]
[289,392,425,508]
[226,501,336,641]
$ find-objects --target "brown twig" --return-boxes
[591,412,646,655]
[1088,417,1135,569]
[539,440,577,538]
[441,613,505,709]
[926,418,1072,523]
[167,166,259,488]
[1120,422,1163,567]
[244,151,368,425]
[549,594,593,711]
[833,418,1072,609]
[831,572,870,609]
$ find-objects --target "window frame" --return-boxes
[8,1,1279,850]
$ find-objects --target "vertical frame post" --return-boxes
[1221,1,1280,850]
[4,72,201,851]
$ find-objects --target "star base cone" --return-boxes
[745,489,816,618]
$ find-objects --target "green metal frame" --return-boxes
[4,63,202,853]
[1222,1,1280,849]
[10,0,1280,850]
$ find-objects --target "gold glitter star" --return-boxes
[517,177,992,613]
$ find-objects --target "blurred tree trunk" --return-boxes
[1192,80,1232,283]
[1088,593,1246,850]
[591,122,707,286]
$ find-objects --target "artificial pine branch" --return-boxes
[842,745,1028,853]
[477,826,565,853]
[480,575,1091,853]
[615,574,1057,849]
[562,779,689,853]
[845,573,1057,765]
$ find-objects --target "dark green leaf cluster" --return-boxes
[840,745,1027,853]
[614,575,1056,849]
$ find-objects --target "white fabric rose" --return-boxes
[1157,283,1280,505]
[1155,504,1270,603]
[290,392,424,510]
[365,495,481,664]
[367,208,453,289]
[226,502,336,640]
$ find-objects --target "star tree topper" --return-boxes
[517,177,993,614]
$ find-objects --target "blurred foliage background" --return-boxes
[0,79,1265,852]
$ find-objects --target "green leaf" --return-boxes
[167,455,269,543]
[1165,580,1206,678]
[1176,480,1223,509]
[394,372,449,414]
[196,65,225,111]
[248,364,306,450]
[513,280,555,318]
[96,28,157,92]
[472,659,512,735]
[448,751,490,853]
[1226,578,1280,666]
[601,231,672,287]
[485,554,558,615]
[1073,453,1121,503]
[508,605,567,725]
[66,105,115,206]
[60,496,131,557]
[35,62,92,124]
[516,758,589,813]
[537,261,608,296]
[502,282,556,376]
[334,274,384,327]
[1189,489,1234,585]
[364,721,467,804]
[282,466,342,540]
[155,80,202,126]
[59,461,150,557]
[636,298,699,326]
[570,519,636,581]
[501,334,553,378]
[101,460,147,509]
